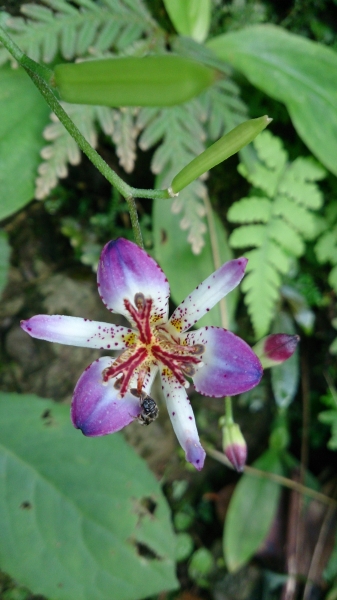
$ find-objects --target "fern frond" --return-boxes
[228,131,325,337]
[35,103,138,198]
[201,79,248,139]
[35,104,96,199]
[315,203,337,293]
[0,0,155,65]
[138,102,208,254]
[109,107,139,173]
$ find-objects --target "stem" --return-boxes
[125,196,144,249]
[205,444,337,509]
[0,25,171,247]
[225,396,234,424]
[204,195,228,328]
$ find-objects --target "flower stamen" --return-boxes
[124,296,153,344]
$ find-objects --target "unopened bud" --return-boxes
[253,334,299,369]
[221,419,247,472]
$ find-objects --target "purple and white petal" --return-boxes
[97,239,170,324]
[184,327,263,397]
[168,258,248,334]
[21,315,131,350]
[71,356,140,436]
[160,369,205,471]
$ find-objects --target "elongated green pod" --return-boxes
[53,55,216,107]
[170,116,272,193]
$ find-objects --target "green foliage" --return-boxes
[227,130,326,338]
[153,195,238,330]
[0,231,10,297]
[315,203,337,294]
[0,0,248,252]
[139,102,208,254]
[318,388,337,450]
[139,77,247,253]
[0,65,49,220]
[0,0,155,65]
[188,547,214,587]
[207,24,337,177]
[175,533,194,562]
[163,0,211,43]
[36,103,138,199]
[223,448,284,572]
[0,392,178,600]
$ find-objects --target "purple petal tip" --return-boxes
[185,439,206,471]
[225,443,247,472]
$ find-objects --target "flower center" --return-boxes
[102,293,204,396]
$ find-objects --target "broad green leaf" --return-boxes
[0,65,49,220]
[0,393,178,600]
[271,312,299,408]
[163,0,211,42]
[224,448,284,572]
[207,25,337,176]
[0,230,10,297]
[153,198,237,329]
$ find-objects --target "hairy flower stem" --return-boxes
[0,26,171,248]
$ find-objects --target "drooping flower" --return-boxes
[21,238,263,470]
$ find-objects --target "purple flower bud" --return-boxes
[253,334,300,369]
[222,422,247,472]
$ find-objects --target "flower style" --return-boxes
[21,238,263,470]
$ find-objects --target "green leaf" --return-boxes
[153,198,237,329]
[224,448,284,572]
[0,393,178,600]
[0,66,49,220]
[163,0,211,42]
[207,25,337,176]
[0,231,10,297]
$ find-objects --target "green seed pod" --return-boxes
[170,115,272,194]
[53,55,216,107]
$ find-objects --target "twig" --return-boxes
[205,445,337,509]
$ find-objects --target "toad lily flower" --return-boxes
[21,238,263,470]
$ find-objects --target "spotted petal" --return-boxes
[20,315,131,350]
[185,327,263,397]
[71,357,142,436]
[167,258,248,334]
[160,369,205,470]
[98,239,170,324]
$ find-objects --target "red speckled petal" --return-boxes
[184,327,263,397]
[160,369,205,470]
[97,239,170,324]
[21,315,131,350]
[168,258,248,333]
[71,357,141,436]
